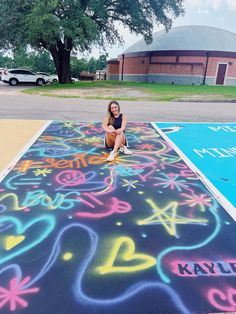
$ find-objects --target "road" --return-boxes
[0,82,236,121]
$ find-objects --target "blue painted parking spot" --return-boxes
[154,122,236,220]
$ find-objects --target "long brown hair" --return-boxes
[107,100,120,125]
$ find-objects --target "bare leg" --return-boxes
[105,132,116,148]
[113,132,126,152]
[106,132,127,162]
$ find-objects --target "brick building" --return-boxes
[107,25,236,85]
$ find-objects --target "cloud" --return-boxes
[197,8,210,14]
[212,0,222,10]
[184,0,236,12]
[184,0,204,9]
[184,0,223,10]
[226,0,236,10]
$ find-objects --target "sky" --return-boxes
[89,0,236,59]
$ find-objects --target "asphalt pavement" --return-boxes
[0,82,235,122]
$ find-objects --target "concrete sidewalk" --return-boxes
[0,119,46,173]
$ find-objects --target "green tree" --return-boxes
[71,57,88,78]
[6,48,56,73]
[96,54,107,70]
[88,57,97,73]
[30,52,56,73]
[13,47,30,68]
[0,53,13,68]
[0,0,184,83]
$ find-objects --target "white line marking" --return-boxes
[151,122,236,221]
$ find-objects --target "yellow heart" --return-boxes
[5,235,25,251]
[97,236,156,274]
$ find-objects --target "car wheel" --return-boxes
[9,78,18,86]
[52,78,58,83]
[36,78,45,86]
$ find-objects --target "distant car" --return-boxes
[37,72,58,83]
[36,72,78,83]
[1,69,50,86]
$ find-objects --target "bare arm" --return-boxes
[102,115,115,133]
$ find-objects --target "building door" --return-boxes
[216,64,227,85]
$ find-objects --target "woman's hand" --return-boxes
[107,125,116,135]
[115,128,123,135]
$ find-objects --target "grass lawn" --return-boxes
[22,80,236,101]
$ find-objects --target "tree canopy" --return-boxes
[0,0,184,83]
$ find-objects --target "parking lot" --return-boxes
[1,81,236,122]
[0,81,29,94]
[1,78,236,314]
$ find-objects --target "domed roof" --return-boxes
[124,25,236,53]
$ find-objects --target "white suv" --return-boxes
[1,69,50,86]
[37,72,58,83]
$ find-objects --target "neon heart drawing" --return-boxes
[97,236,156,274]
[0,215,55,264]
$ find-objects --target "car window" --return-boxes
[8,70,34,75]
[9,70,21,74]
[20,70,35,75]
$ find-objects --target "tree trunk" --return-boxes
[49,40,72,83]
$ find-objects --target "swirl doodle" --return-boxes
[0,121,234,313]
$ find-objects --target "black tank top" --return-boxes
[112,114,123,130]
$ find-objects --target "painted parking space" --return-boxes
[0,121,236,313]
[155,122,236,221]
